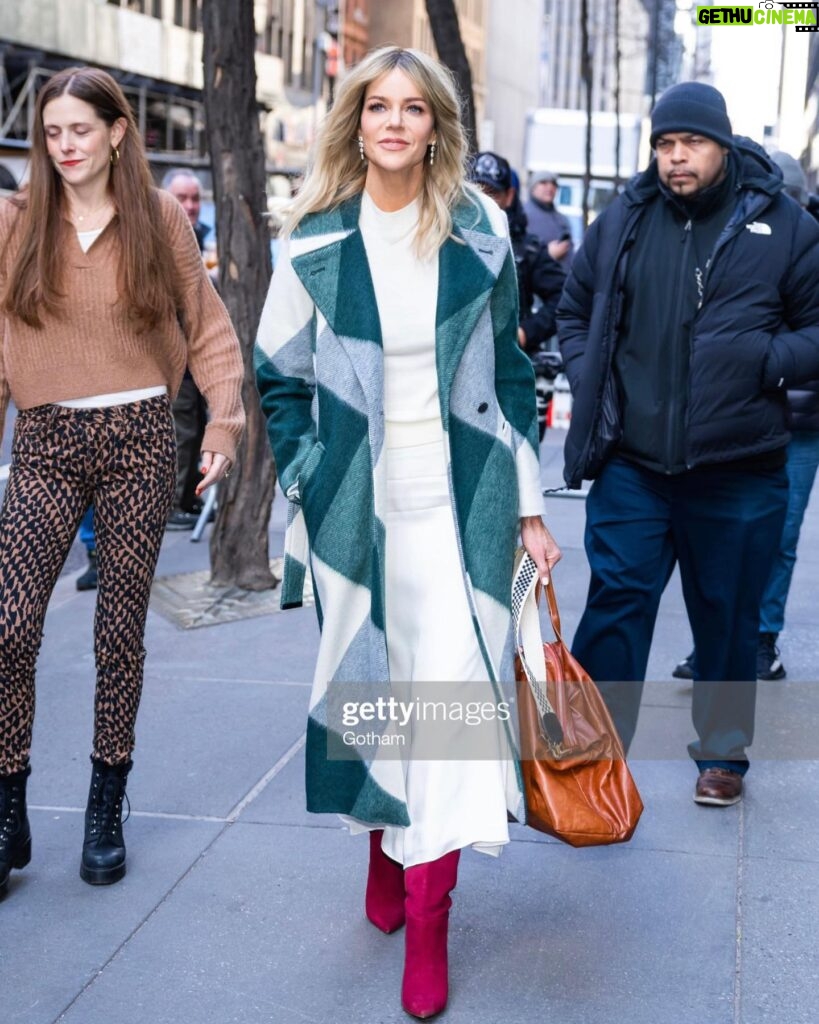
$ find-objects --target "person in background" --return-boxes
[524,170,574,271]
[161,168,210,251]
[161,169,211,530]
[471,151,565,355]
[673,149,819,684]
[256,46,560,1019]
[0,67,244,896]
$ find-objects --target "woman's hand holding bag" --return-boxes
[520,515,561,584]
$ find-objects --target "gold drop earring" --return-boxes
[429,142,437,167]
[358,136,365,162]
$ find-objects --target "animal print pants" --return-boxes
[0,396,177,775]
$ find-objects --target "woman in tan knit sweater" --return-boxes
[0,67,244,895]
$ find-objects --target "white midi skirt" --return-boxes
[342,429,516,867]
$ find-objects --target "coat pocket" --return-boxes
[583,371,623,480]
[11,412,51,458]
[297,440,326,500]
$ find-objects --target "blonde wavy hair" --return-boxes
[285,46,477,258]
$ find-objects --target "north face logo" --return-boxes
[746,222,772,235]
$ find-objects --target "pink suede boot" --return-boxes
[365,830,406,933]
[401,849,461,1019]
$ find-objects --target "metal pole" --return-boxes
[138,85,147,142]
[292,0,305,90]
[337,0,346,70]
[650,0,660,108]
[581,0,592,231]
[614,0,621,189]
[312,2,325,107]
[0,55,5,131]
[26,61,36,140]
[190,482,218,543]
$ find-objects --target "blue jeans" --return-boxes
[572,457,788,775]
[759,431,819,634]
[78,506,95,552]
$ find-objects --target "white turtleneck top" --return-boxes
[359,190,441,447]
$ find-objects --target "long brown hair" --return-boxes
[3,66,178,330]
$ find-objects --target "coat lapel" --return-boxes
[436,199,509,409]
[290,195,384,419]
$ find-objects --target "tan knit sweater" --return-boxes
[0,189,245,461]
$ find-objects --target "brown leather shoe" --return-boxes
[694,768,743,806]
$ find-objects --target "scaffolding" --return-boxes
[0,59,210,173]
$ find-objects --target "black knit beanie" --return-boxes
[650,82,733,150]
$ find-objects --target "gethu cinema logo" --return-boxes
[696,3,818,29]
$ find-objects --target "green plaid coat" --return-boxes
[255,188,542,826]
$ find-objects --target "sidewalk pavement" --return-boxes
[2,432,818,1024]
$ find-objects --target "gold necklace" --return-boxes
[71,198,113,226]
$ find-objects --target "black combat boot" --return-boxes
[0,764,32,896]
[80,758,131,886]
[76,550,98,591]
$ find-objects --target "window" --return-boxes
[173,0,200,30]
[108,0,163,14]
[257,0,276,55]
[107,0,147,10]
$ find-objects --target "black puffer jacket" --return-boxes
[508,197,565,353]
[557,139,819,488]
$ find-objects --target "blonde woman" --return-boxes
[255,47,560,1018]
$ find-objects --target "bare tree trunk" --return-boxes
[424,0,478,154]
[201,0,277,590]
[581,0,592,230]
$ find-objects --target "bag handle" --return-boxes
[540,571,565,644]
[511,549,564,748]
[512,548,565,663]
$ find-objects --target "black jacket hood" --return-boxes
[622,135,784,209]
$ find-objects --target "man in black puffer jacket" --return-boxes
[556,83,819,807]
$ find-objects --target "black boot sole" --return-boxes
[80,860,126,886]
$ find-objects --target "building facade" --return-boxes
[341,0,369,69]
[807,33,819,190]
[772,21,816,191]
[367,0,489,130]
[541,0,681,118]
[0,0,357,188]
[542,0,650,116]
[484,0,541,171]
[642,0,684,106]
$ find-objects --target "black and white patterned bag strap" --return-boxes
[512,549,557,723]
